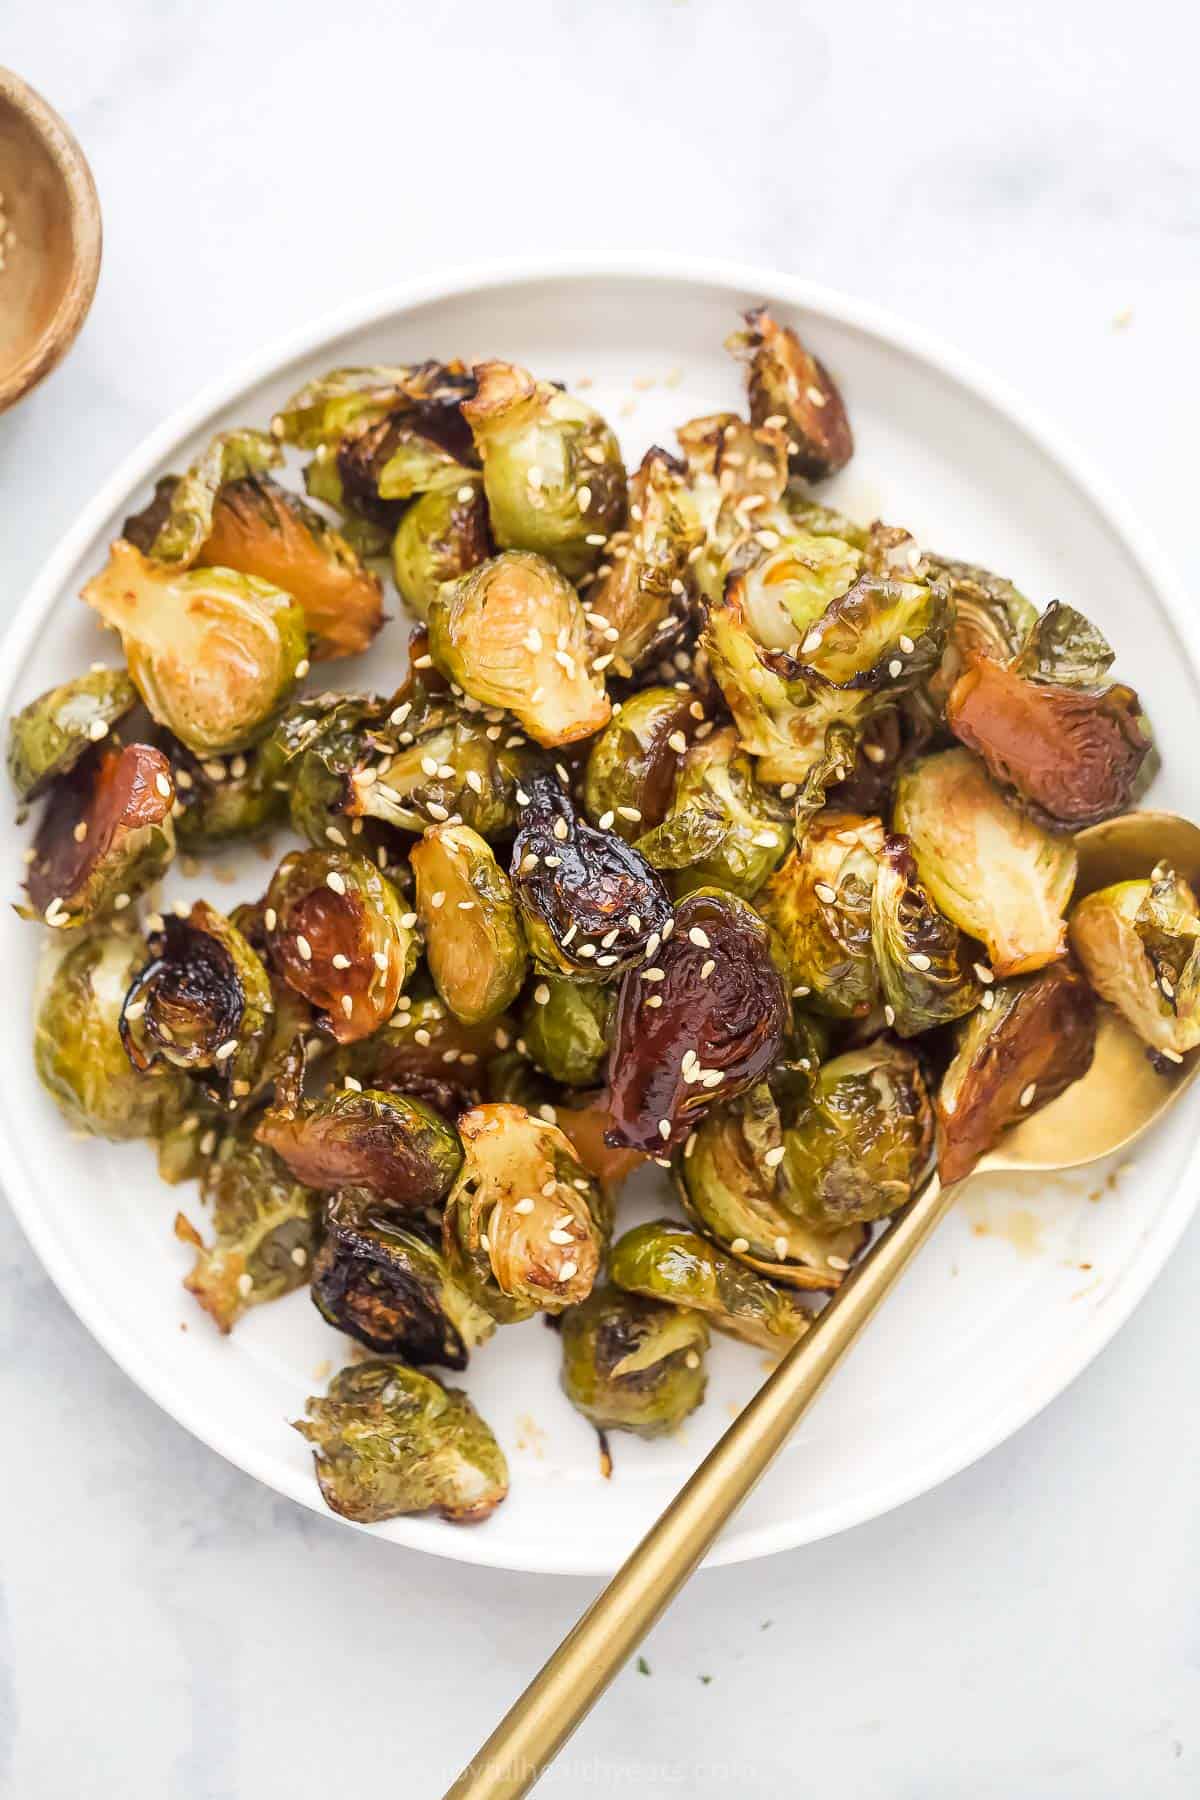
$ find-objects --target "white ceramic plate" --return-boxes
[2,261,1197,1576]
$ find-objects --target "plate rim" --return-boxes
[2,253,1197,1575]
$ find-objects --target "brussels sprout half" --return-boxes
[35,930,186,1140]
[870,835,982,1036]
[7,667,137,803]
[521,975,611,1087]
[727,307,854,481]
[559,1286,709,1439]
[295,1359,508,1525]
[265,848,417,1044]
[412,823,528,1024]
[25,742,176,929]
[272,360,476,453]
[645,726,790,901]
[311,1188,494,1368]
[442,1103,605,1322]
[257,1088,463,1212]
[583,686,698,844]
[610,1218,812,1351]
[82,541,309,757]
[463,361,626,583]
[178,1126,321,1332]
[391,475,492,621]
[429,551,611,748]
[1069,869,1200,1062]
[584,447,702,677]
[938,965,1098,1184]
[894,749,1076,978]
[759,811,884,1019]
[723,525,863,653]
[606,888,789,1153]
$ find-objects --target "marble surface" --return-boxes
[3,1,1200,1794]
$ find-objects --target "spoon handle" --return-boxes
[443,1170,960,1800]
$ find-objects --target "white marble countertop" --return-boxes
[3,2,1200,1794]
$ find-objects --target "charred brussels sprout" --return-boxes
[870,835,982,1035]
[257,1088,463,1211]
[442,1103,604,1322]
[678,1084,867,1287]
[607,888,788,1152]
[522,975,610,1087]
[295,1359,508,1525]
[412,824,527,1024]
[265,848,417,1043]
[584,447,702,677]
[463,361,626,582]
[178,1127,320,1331]
[776,1040,934,1231]
[583,686,697,843]
[644,726,790,900]
[120,901,274,1105]
[272,361,476,453]
[559,1287,709,1439]
[610,1219,811,1351]
[82,541,308,756]
[946,602,1153,830]
[35,930,185,1139]
[894,749,1076,977]
[169,736,289,848]
[938,965,1097,1183]
[25,743,176,928]
[429,551,611,748]
[391,475,491,620]
[1069,869,1200,1061]
[510,774,672,980]
[759,812,884,1019]
[727,307,854,481]
[311,1188,494,1367]
[8,668,137,802]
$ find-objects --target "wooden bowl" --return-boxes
[0,69,101,413]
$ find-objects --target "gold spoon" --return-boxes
[445,809,1200,1800]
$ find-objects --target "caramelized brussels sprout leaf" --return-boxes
[726,307,854,481]
[925,553,1036,711]
[610,1219,811,1351]
[676,413,789,596]
[560,1286,709,1439]
[8,668,137,803]
[412,824,527,1024]
[871,835,982,1035]
[522,975,610,1087]
[894,749,1076,977]
[311,1188,494,1367]
[463,362,626,582]
[123,429,282,566]
[265,848,417,1044]
[607,888,788,1152]
[179,1127,320,1331]
[25,743,176,928]
[391,475,491,620]
[584,447,702,676]
[759,812,884,1019]
[583,686,697,843]
[257,1087,463,1211]
[295,1359,508,1524]
[1069,869,1200,1061]
[938,965,1098,1183]
[442,1103,604,1322]
[82,541,308,756]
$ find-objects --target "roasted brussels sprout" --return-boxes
[610,1219,811,1351]
[178,1126,321,1331]
[34,930,185,1139]
[726,307,853,481]
[583,686,697,843]
[759,812,884,1018]
[510,773,672,980]
[295,1359,508,1525]
[870,835,982,1035]
[169,735,289,848]
[677,414,789,568]
[723,524,863,652]
[122,429,282,565]
[463,361,626,582]
[938,965,1098,1183]
[606,888,788,1152]
[25,742,176,928]
[257,1088,463,1211]
[391,475,491,620]
[924,553,1036,710]
[82,541,308,756]
[774,1040,934,1231]
[559,1287,709,1439]
[429,551,611,748]
[331,994,508,1113]
[946,602,1153,830]
[584,447,702,676]
[442,1103,604,1322]
[643,726,789,900]
[894,749,1076,977]
[271,691,390,849]
[265,848,417,1043]
[272,362,465,448]
[1069,868,1200,1061]
[521,975,610,1087]
[8,668,137,803]
[412,824,527,1023]
[120,901,274,1105]
[311,1188,494,1367]
[678,1084,867,1287]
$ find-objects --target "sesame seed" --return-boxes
[577,485,593,511]
[295,659,311,679]
[827,1255,851,1272]
[617,805,642,823]
[71,820,89,843]
[152,772,172,800]
[646,994,663,1008]
[390,702,412,726]
[325,825,347,847]
[296,935,312,961]
[413,654,433,669]
[982,990,995,1011]
[340,995,353,1018]
[1020,1083,1037,1107]
[578,943,597,959]
[88,718,109,742]
[884,1004,896,1027]
[343,1075,363,1092]
[658,1119,672,1141]
[514,1197,535,1216]
[974,963,994,984]
[200,1130,218,1156]
[668,730,688,754]
[520,853,540,874]
[553,817,569,841]
[700,1070,723,1089]
[899,635,915,655]
[592,653,614,672]
[236,1273,254,1298]
[888,659,903,678]
[596,953,619,967]
[534,984,550,1006]
[427,802,449,821]
[214,1039,238,1061]
[700,959,716,980]
[731,1237,750,1254]
[598,810,615,830]
[643,967,665,982]
[559,1259,579,1281]
[909,952,932,971]
[429,890,446,909]
[1161,1047,1184,1063]
[814,883,837,904]
[792,984,810,998]
[326,871,346,896]
[752,831,779,849]
[331,952,351,969]
[585,533,607,546]
[414,1027,431,1046]
[399,911,417,930]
